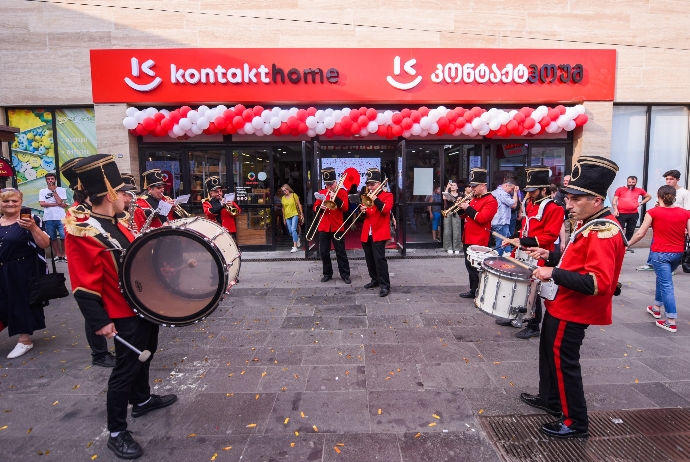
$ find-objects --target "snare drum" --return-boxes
[514,248,538,267]
[119,217,241,326]
[475,257,539,320]
[467,245,498,269]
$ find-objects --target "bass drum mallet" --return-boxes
[113,334,151,362]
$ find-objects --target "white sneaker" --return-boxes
[454,250,461,255]
[636,264,653,271]
[447,250,454,255]
[7,342,33,359]
[290,247,299,253]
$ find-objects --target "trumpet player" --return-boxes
[315,167,351,284]
[134,169,176,230]
[458,168,498,299]
[118,173,138,233]
[361,168,393,297]
[203,176,242,242]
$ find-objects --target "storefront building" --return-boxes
[1,2,689,254]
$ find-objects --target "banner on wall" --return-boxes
[56,108,98,202]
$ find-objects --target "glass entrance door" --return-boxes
[403,145,443,247]
[188,149,227,215]
[232,147,274,248]
[304,141,317,258]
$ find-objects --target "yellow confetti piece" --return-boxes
[262,372,267,377]
[509,382,514,386]
[28,428,33,433]
[284,418,289,424]
[291,443,295,447]
[72,385,80,390]
[428,422,436,426]
[247,424,256,427]
[52,401,58,406]
[256,394,259,400]
[635,379,639,383]
[301,412,305,418]
[223,446,232,450]
[0,425,7,430]
[385,377,390,380]
[188,434,196,437]
[87,442,92,447]
[414,433,421,438]
[336,443,344,446]
[432,414,440,419]
[493,362,500,364]
[241,371,245,374]
[295,431,299,436]
[295,374,298,378]
[334,447,341,453]
[479,409,484,414]
[313,425,318,432]
[91,456,97,460]
[211,453,217,460]
[345,371,349,375]
[378,409,382,414]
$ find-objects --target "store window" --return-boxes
[233,148,272,246]
[648,106,690,193]
[496,144,528,188]
[405,146,442,244]
[143,149,183,204]
[188,150,225,213]
[609,106,647,202]
[531,147,566,185]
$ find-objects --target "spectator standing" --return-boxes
[504,173,524,237]
[612,176,651,254]
[39,172,69,262]
[442,180,462,255]
[627,185,690,333]
[491,180,518,256]
[281,184,303,253]
[428,186,443,242]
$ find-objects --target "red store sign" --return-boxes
[90,48,616,105]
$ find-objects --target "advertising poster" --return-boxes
[9,109,55,212]
[321,158,381,190]
[56,108,97,202]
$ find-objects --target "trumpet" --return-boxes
[126,190,139,234]
[441,191,473,218]
[164,195,192,218]
[225,201,240,216]
[334,178,388,241]
[306,174,346,241]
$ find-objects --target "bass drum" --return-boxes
[119,217,241,326]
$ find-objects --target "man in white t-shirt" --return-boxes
[39,172,69,262]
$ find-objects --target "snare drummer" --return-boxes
[202,176,242,242]
[458,168,498,299]
[519,156,625,440]
[499,166,564,339]
[65,155,177,459]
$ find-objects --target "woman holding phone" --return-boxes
[0,188,50,358]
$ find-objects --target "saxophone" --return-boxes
[139,207,159,234]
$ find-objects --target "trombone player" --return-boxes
[203,176,242,242]
[314,167,351,284]
[360,168,393,297]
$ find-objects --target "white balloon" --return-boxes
[197,105,209,116]
[172,124,184,136]
[261,110,273,122]
[402,130,412,138]
[564,119,577,131]
[565,108,577,120]
[529,123,541,134]
[315,122,326,135]
[168,130,177,138]
[383,110,394,124]
[244,122,255,134]
[411,123,422,136]
[187,110,199,123]
[279,110,289,122]
[472,118,484,130]
[342,107,351,115]
[498,113,511,125]
[191,124,203,135]
[126,107,138,117]
[470,129,479,137]
[547,121,559,133]
[480,112,492,123]
[179,118,192,130]
[428,109,440,122]
[263,123,273,135]
[437,106,448,115]
[375,113,386,125]
[488,108,498,117]
[555,126,564,133]
[306,116,317,128]
[272,106,281,113]
[324,108,334,117]
[508,110,519,118]
[479,124,491,136]
[574,104,586,115]
[237,128,246,135]
[360,128,369,137]
[332,110,343,123]
[255,129,265,137]
[489,119,501,131]
[134,111,145,123]
[159,109,170,117]
[307,128,317,137]
[367,121,378,133]
[185,129,194,137]
[217,105,227,113]
[429,122,440,134]
[123,117,137,130]
[324,117,335,129]
[420,129,429,137]
[461,123,473,135]
[556,115,570,127]
[453,128,462,136]
[536,105,548,115]
[205,109,217,121]
[270,117,281,129]
[288,107,298,117]
[420,116,432,129]
[196,117,210,129]
[315,110,326,123]
[252,117,264,129]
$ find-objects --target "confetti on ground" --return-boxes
[188,434,196,437]
[247,424,256,427]
[345,371,349,375]
[509,382,514,386]
[211,453,217,460]
[52,401,58,406]
[284,418,289,424]
[415,433,421,438]
[479,409,484,414]
[28,428,33,433]
[87,442,92,448]
[0,425,7,430]
[72,385,80,390]
[91,456,97,460]
[334,447,341,453]
[301,412,305,418]
[429,422,436,426]
[256,394,259,399]
[295,431,299,436]
[336,443,344,446]
[433,414,440,419]
[262,372,267,377]
[241,371,245,374]
[313,425,318,432]
[223,447,232,450]
[378,409,382,414]
[635,379,639,383]
[291,443,295,447]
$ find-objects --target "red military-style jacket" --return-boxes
[64,216,137,330]
[360,190,394,242]
[511,197,564,267]
[203,198,241,233]
[134,195,175,230]
[458,193,498,246]
[314,188,349,233]
[544,209,625,325]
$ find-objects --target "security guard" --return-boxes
[458,168,498,298]
[361,168,393,297]
[65,154,177,459]
[134,169,176,230]
[521,156,625,439]
[202,176,242,241]
[314,167,351,284]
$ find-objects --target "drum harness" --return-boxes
[85,217,124,252]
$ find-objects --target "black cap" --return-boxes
[205,176,222,192]
[322,167,336,184]
[142,169,165,189]
[563,156,619,199]
[121,173,136,188]
[60,158,82,190]
[73,154,136,199]
[524,166,551,192]
[366,168,382,184]
[469,168,488,186]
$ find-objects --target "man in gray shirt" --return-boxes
[491,180,519,256]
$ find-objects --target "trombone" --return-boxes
[440,191,473,217]
[305,174,346,241]
[334,178,388,241]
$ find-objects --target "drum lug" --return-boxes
[491,279,501,313]
[480,271,488,304]
[508,282,517,312]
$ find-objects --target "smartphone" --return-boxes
[20,207,32,219]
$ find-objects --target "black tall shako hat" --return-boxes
[121,173,136,188]
[524,165,551,192]
[74,154,135,200]
[205,176,222,193]
[60,158,82,190]
[366,168,382,184]
[469,168,488,186]
[322,167,337,184]
[563,156,619,199]
[142,169,166,189]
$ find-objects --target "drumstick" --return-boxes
[491,231,544,260]
[503,255,536,271]
[114,335,151,362]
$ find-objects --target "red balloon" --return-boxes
[376,125,388,137]
[214,116,227,129]
[350,122,361,134]
[496,126,508,137]
[445,123,456,134]
[506,120,518,132]
[357,115,369,127]
[223,109,236,121]
[539,116,551,128]
[325,128,335,138]
[485,130,496,138]
[296,109,308,122]
[273,128,282,136]
[471,107,483,117]
[208,122,219,134]
[463,112,475,123]
[513,112,526,124]
[446,111,458,123]
[556,105,566,115]
[359,106,368,114]
[391,125,403,136]
[539,125,547,135]
[226,125,237,134]
[307,107,317,116]
[287,116,300,129]
[253,105,264,116]
[168,111,181,123]
[385,126,395,139]
[342,128,351,137]
[349,109,361,122]
[454,106,464,114]
[160,118,173,130]
[418,106,430,117]
[410,111,421,123]
[142,117,157,130]
[366,108,378,121]
[242,109,254,122]
[135,124,149,136]
[233,116,245,129]
[547,109,560,121]
[153,112,166,122]
[280,122,291,134]
[436,129,445,137]
[291,128,300,136]
[234,104,246,115]
[340,117,352,129]
[519,107,533,116]
[220,127,229,135]
[202,129,212,135]
[455,118,466,129]
[297,122,308,134]
[401,117,413,130]
[400,108,411,118]
[391,113,403,125]
[513,125,525,136]
[437,116,449,129]
[574,114,589,126]
[179,106,192,117]
[154,125,167,137]
[523,117,536,130]
[333,123,344,136]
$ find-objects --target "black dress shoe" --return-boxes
[131,394,177,418]
[93,352,117,368]
[321,275,332,283]
[459,291,475,299]
[540,420,589,439]
[516,325,541,339]
[379,288,390,297]
[520,393,561,417]
[364,281,380,289]
[107,430,143,459]
[342,277,352,284]
[495,319,513,326]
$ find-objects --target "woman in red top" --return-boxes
[628,185,690,333]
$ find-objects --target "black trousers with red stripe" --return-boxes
[539,310,589,432]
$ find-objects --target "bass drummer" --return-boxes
[499,166,564,339]
[458,168,498,299]
[64,155,176,460]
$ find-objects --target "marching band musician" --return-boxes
[361,168,393,297]
[499,166,564,339]
[118,173,138,232]
[521,156,625,439]
[458,168,498,299]
[65,154,177,459]
[134,169,176,230]
[315,167,351,284]
[202,176,242,242]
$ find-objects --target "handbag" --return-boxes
[682,236,690,273]
[28,252,69,307]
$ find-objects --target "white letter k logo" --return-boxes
[387,56,422,91]
[125,58,162,92]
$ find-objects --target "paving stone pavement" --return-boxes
[0,249,688,461]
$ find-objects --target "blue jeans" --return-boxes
[646,238,654,265]
[45,220,65,240]
[491,224,510,256]
[650,251,682,318]
[509,210,518,236]
[432,212,442,231]
[286,215,299,243]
